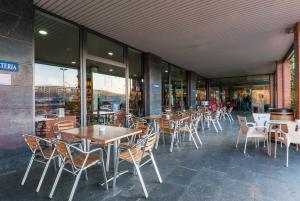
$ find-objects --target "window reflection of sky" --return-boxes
[92,73,125,94]
[35,63,78,87]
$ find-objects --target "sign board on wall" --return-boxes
[0,74,11,85]
[152,83,160,88]
[0,60,19,72]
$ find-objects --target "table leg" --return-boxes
[112,140,119,188]
[268,125,271,156]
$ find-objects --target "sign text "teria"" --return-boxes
[0,61,19,72]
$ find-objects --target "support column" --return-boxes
[282,60,291,109]
[269,74,275,108]
[276,62,283,108]
[295,22,300,118]
[143,53,162,115]
[187,71,197,108]
[205,79,210,100]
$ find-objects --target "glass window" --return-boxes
[196,78,206,104]
[209,75,270,112]
[128,48,144,116]
[87,32,124,63]
[170,65,187,110]
[161,61,170,110]
[34,11,80,137]
[86,59,126,125]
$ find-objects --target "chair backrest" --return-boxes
[22,134,40,153]
[160,118,171,129]
[143,133,158,152]
[56,121,75,132]
[286,121,298,134]
[52,140,72,161]
[252,113,270,127]
[22,134,53,158]
[237,116,248,134]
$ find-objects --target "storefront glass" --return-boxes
[170,65,187,110]
[86,60,126,125]
[161,61,170,110]
[34,11,80,136]
[209,75,270,111]
[128,48,144,116]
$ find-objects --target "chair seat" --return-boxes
[161,128,175,134]
[67,153,99,168]
[36,147,57,158]
[119,142,135,148]
[120,148,148,163]
[179,127,191,132]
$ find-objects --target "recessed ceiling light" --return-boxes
[109,69,113,72]
[71,61,76,64]
[38,30,48,35]
[108,52,114,56]
[165,70,168,73]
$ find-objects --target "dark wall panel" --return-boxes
[187,71,197,108]
[144,53,162,115]
[0,0,34,174]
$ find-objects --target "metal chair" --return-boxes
[21,134,59,192]
[159,118,178,152]
[118,132,163,198]
[49,140,108,201]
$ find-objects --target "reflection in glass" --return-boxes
[196,78,206,104]
[128,48,144,116]
[209,75,270,111]
[86,60,126,125]
[161,61,170,110]
[87,32,124,63]
[34,11,80,137]
[170,66,187,110]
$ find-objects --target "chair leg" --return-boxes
[84,169,88,181]
[244,137,248,154]
[235,134,240,148]
[155,133,160,149]
[286,146,289,167]
[133,161,148,198]
[21,154,35,186]
[36,157,53,192]
[170,134,175,152]
[101,160,108,190]
[149,151,162,183]
[49,163,65,199]
[68,170,83,201]
[217,120,222,131]
[274,139,277,159]
[212,122,218,133]
[106,143,111,172]
[190,132,198,149]
[195,130,203,146]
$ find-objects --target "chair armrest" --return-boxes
[246,122,255,127]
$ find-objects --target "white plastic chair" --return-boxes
[275,121,300,167]
[236,116,268,154]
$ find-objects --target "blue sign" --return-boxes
[0,61,19,72]
[152,83,160,88]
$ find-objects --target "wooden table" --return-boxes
[61,125,142,188]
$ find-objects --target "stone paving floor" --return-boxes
[1,113,300,201]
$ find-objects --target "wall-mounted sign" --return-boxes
[0,74,11,85]
[0,60,19,72]
[152,83,160,88]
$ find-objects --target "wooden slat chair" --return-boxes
[21,134,59,192]
[55,121,81,144]
[179,115,202,149]
[49,140,108,201]
[118,132,162,198]
[159,118,178,152]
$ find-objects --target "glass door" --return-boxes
[86,59,126,125]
